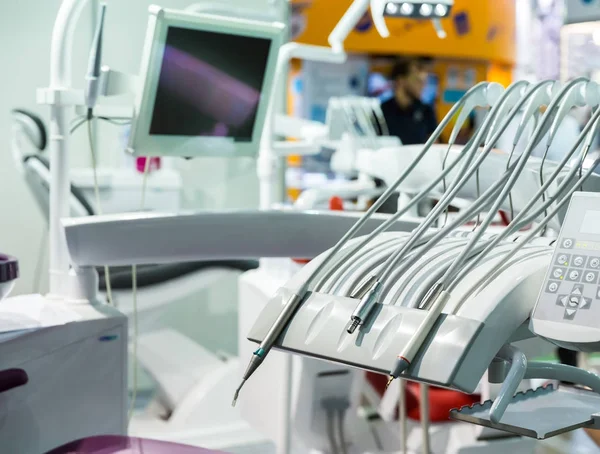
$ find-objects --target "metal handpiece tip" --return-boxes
[385,376,394,390]
[347,319,360,334]
[232,379,246,407]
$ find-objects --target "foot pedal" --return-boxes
[449,385,600,439]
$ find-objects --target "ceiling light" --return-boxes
[400,2,414,15]
[435,4,448,16]
[420,3,433,16]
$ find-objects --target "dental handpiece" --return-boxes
[232,83,500,405]
[385,78,588,385]
[344,83,532,333]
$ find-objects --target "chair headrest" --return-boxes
[11,109,47,151]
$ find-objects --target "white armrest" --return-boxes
[63,210,420,267]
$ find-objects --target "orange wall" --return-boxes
[293,0,516,66]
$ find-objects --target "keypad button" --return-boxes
[552,267,565,279]
[585,271,599,284]
[567,270,582,282]
[556,254,571,266]
[573,284,585,296]
[564,308,577,320]
[562,238,575,249]
[590,258,600,269]
[557,295,569,307]
[568,296,580,308]
[573,255,587,267]
[547,281,560,293]
[581,297,592,310]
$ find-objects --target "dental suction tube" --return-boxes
[232,82,502,404]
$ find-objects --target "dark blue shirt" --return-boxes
[381,97,437,145]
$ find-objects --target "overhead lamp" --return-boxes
[419,3,433,16]
[381,1,453,18]
[371,0,454,38]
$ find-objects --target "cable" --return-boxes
[441,80,594,290]
[86,119,114,307]
[33,230,48,294]
[429,79,584,290]
[70,116,88,134]
[399,379,408,454]
[383,79,586,386]
[447,109,600,294]
[336,408,348,454]
[376,82,548,288]
[420,384,431,454]
[316,137,477,294]
[326,408,339,454]
[98,116,131,126]
[463,156,600,304]
[128,156,151,423]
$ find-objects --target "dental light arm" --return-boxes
[384,78,590,384]
[234,82,499,403]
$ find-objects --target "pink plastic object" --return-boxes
[136,157,161,173]
[46,436,226,454]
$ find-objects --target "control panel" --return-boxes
[531,192,600,350]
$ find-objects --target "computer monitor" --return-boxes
[127,6,285,158]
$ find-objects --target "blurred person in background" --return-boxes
[381,56,438,145]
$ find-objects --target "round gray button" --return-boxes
[586,272,597,283]
[563,239,574,248]
[553,268,564,278]
[558,254,569,265]
[574,256,585,267]
[549,282,559,292]
[569,270,580,280]
[591,258,600,269]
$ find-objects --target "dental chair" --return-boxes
[11,109,262,449]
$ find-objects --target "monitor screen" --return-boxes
[149,26,272,141]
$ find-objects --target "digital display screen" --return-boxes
[149,26,272,141]
[580,210,600,235]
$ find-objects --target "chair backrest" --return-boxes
[11,109,95,221]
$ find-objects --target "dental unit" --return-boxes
[7,0,600,453]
